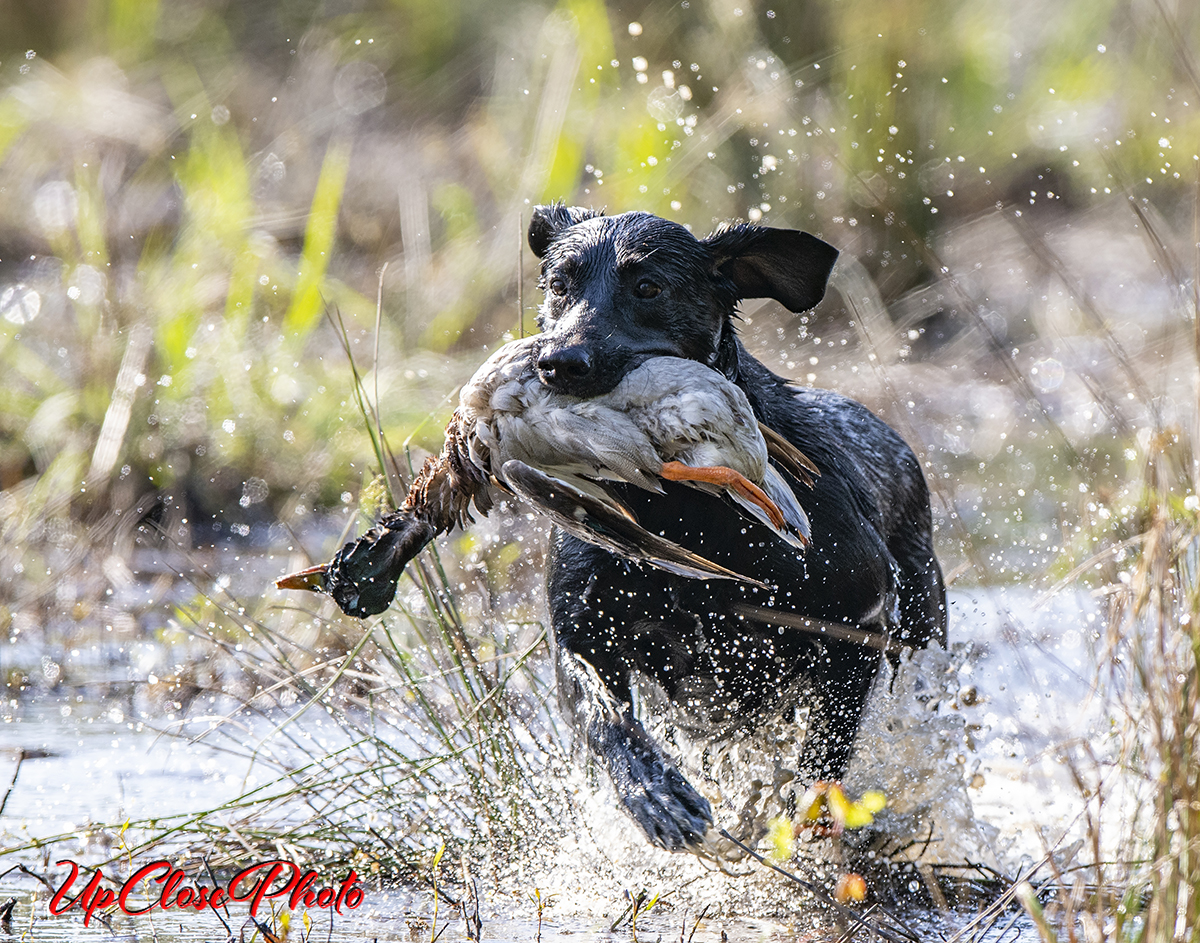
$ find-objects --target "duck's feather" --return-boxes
[758,421,819,489]
[276,341,815,616]
[758,464,811,546]
[497,405,664,493]
[500,460,771,589]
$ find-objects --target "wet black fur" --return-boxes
[529,205,948,851]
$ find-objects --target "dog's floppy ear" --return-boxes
[528,204,604,258]
[702,224,839,312]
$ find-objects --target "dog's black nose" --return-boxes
[537,345,594,387]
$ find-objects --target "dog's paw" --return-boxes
[622,766,714,851]
[607,751,713,852]
[587,710,714,851]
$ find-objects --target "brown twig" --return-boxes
[0,750,26,818]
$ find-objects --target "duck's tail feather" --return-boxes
[715,479,808,551]
[758,464,812,548]
[759,422,819,489]
[501,460,771,589]
[662,460,811,551]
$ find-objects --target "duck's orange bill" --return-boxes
[274,563,329,592]
[659,460,787,530]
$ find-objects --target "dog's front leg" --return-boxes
[554,644,714,851]
[548,534,713,851]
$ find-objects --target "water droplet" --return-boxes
[334,61,386,115]
[34,180,77,235]
[1,285,41,325]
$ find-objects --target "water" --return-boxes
[1,580,1106,941]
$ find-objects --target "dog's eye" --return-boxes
[634,279,661,299]
[549,277,567,296]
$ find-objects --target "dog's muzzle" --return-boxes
[536,344,596,392]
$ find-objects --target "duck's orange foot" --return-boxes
[659,460,787,530]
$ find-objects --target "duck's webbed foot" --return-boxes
[659,460,787,530]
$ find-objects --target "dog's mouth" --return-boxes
[533,338,702,398]
[623,348,689,369]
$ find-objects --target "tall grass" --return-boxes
[2,306,574,882]
[1115,437,1200,940]
[4,523,571,886]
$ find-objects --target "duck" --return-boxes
[275,336,818,617]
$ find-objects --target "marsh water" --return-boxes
[2,570,1105,942]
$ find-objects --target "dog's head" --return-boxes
[527,204,838,397]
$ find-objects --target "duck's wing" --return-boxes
[604,362,814,550]
[501,396,665,494]
[758,422,819,489]
[500,460,771,589]
[754,464,811,548]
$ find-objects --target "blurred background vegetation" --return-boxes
[1,0,1199,934]
[0,0,1196,606]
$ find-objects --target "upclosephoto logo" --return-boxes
[48,859,365,927]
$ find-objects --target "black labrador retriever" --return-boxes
[526,204,947,851]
